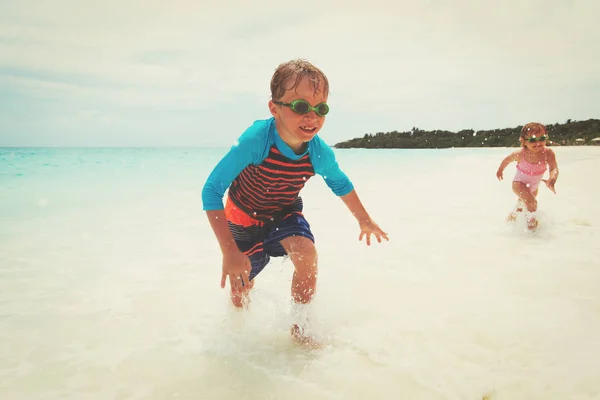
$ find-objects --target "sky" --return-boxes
[0,0,598,147]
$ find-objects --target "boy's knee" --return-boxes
[283,236,316,256]
[280,236,318,274]
[287,241,318,272]
[293,242,317,263]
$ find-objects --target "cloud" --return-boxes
[0,0,598,146]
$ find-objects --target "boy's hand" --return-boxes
[358,220,389,246]
[221,250,252,292]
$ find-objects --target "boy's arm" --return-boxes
[206,210,251,290]
[340,189,389,245]
[340,189,371,224]
[206,210,238,255]
[201,120,269,211]
[310,136,354,196]
[310,137,387,244]
[202,120,271,289]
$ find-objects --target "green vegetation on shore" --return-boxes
[334,119,600,149]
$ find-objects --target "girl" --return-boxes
[496,122,559,230]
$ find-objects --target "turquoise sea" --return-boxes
[1,146,599,399]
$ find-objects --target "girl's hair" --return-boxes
[520,122,548,146]
[270,59,329,101]
[520,122,547,138]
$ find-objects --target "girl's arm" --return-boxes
[543,149,559,193]
[496,151,519,180]
[547,149,559,181]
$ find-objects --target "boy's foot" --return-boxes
[290,324,322,349]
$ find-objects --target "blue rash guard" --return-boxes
[201,117,354,218]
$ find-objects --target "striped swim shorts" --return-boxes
[225,198,315,280]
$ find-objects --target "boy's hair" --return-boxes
[270,59,329,101]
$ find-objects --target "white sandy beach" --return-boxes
[1,145,599,400]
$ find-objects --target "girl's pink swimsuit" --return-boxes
[513,148,547,192]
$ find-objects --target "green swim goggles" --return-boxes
[527,135,547,143]
[273,99,330,117]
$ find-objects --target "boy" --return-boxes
[201,59,388,340]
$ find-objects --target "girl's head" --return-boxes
[520,122,548,151]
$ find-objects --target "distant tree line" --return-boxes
[334,119,600,149]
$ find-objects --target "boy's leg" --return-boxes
[226,221,270,308]
[262,213,317,304]
[229,246,272,308]
[230,280,254,308]
[280,236,318,304]
[262,213,317,340]
[280,235,319,342]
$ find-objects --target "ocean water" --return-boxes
[1,146,599,400]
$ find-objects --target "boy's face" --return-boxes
[269,77,328,153]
